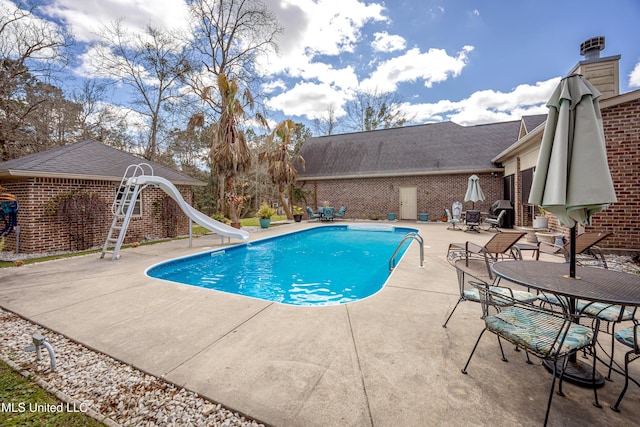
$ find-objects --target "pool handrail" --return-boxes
[389,232,424,271]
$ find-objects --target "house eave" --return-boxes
[0,170,205,186]
[492,121,546,164]
[297,167,503,181]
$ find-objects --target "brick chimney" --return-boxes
[569,36,620,99]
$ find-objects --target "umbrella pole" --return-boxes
[570,225,577,278]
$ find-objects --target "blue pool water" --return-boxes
[146,224,417,306]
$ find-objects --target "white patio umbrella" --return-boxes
[464,174,485,209]
[529,74,617,278]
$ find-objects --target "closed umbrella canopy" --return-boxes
[529,74,616,279]
[464,174,485,209]
[529,74,616,227]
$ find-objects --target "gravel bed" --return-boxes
[0,309,266,427]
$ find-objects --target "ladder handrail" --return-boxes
[389,232,424,271]
[102,163,155,260]
[111,163,154,215]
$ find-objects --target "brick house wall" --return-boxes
[592,98,640,250]
[515,98,640,251]
[300,172,503,221]
[1,177,193,254]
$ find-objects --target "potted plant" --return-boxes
[533,206,549,229]
[256,203,276,228]
[292,205,303,222]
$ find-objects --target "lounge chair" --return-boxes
[447,231,526,279]
[306,206,321,221]
[537,231,612,268]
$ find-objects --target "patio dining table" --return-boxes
[491,260,640,387]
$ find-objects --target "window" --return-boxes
[116,186,142,216]
[521,168,534,205]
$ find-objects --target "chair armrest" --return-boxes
[538,241,569,260]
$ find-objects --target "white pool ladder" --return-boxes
[389,232,424,271]
[100,163,154,260]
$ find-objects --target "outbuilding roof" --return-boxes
[0,139,203,186]
[298,117,545,179]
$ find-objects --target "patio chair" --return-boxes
[483,210,506,232]
[538,294,637,382]
[334,206,347,219]
[321,206,335,221]
[610,323,640,412]
[306,206,321,221]
[443,251,537,328]
[447,231,527,279]
[537,231,612,268]
[446,202,463,230]
[464,209,482,233]
[462,283,601,426]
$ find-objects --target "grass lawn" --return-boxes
[0,360,103,426]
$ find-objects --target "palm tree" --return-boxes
[259,119,305,219]
[190,73,267,224]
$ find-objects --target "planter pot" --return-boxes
[259,218,271,229]
[387,213,396,221]
[418,213,430,222]
[230,222,241,229]
[533,216,549,229]
[293,214,302,222]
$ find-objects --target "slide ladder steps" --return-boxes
[100,163,153,260]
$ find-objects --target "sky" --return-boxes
[8,0,640,131]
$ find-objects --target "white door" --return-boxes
[399,186,417,220]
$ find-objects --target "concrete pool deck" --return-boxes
[1,221,639,426]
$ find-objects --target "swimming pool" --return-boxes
[146,224,418,306]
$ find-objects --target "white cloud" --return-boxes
[371,31,406,52]
[266,81,349,120]
[629,60,640,88]
[0,0,67,62]
[43,0,191,43]
[360,46,474,93]
[262,79,288,94]
[405,77,560,126]
[259,0,387,77]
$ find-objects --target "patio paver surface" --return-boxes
[1,221,638,426]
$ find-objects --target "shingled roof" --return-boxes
[298,117,544,179]
[0,139,203,186]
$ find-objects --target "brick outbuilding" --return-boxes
[0,139,204,255]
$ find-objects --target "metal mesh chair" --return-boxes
[462,284,601,426]
[610,323,640,412]
[442,251,537,328]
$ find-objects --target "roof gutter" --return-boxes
[297,167,503,181]
[0,170,206,186]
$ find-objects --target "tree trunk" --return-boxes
[279,185,292,219]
